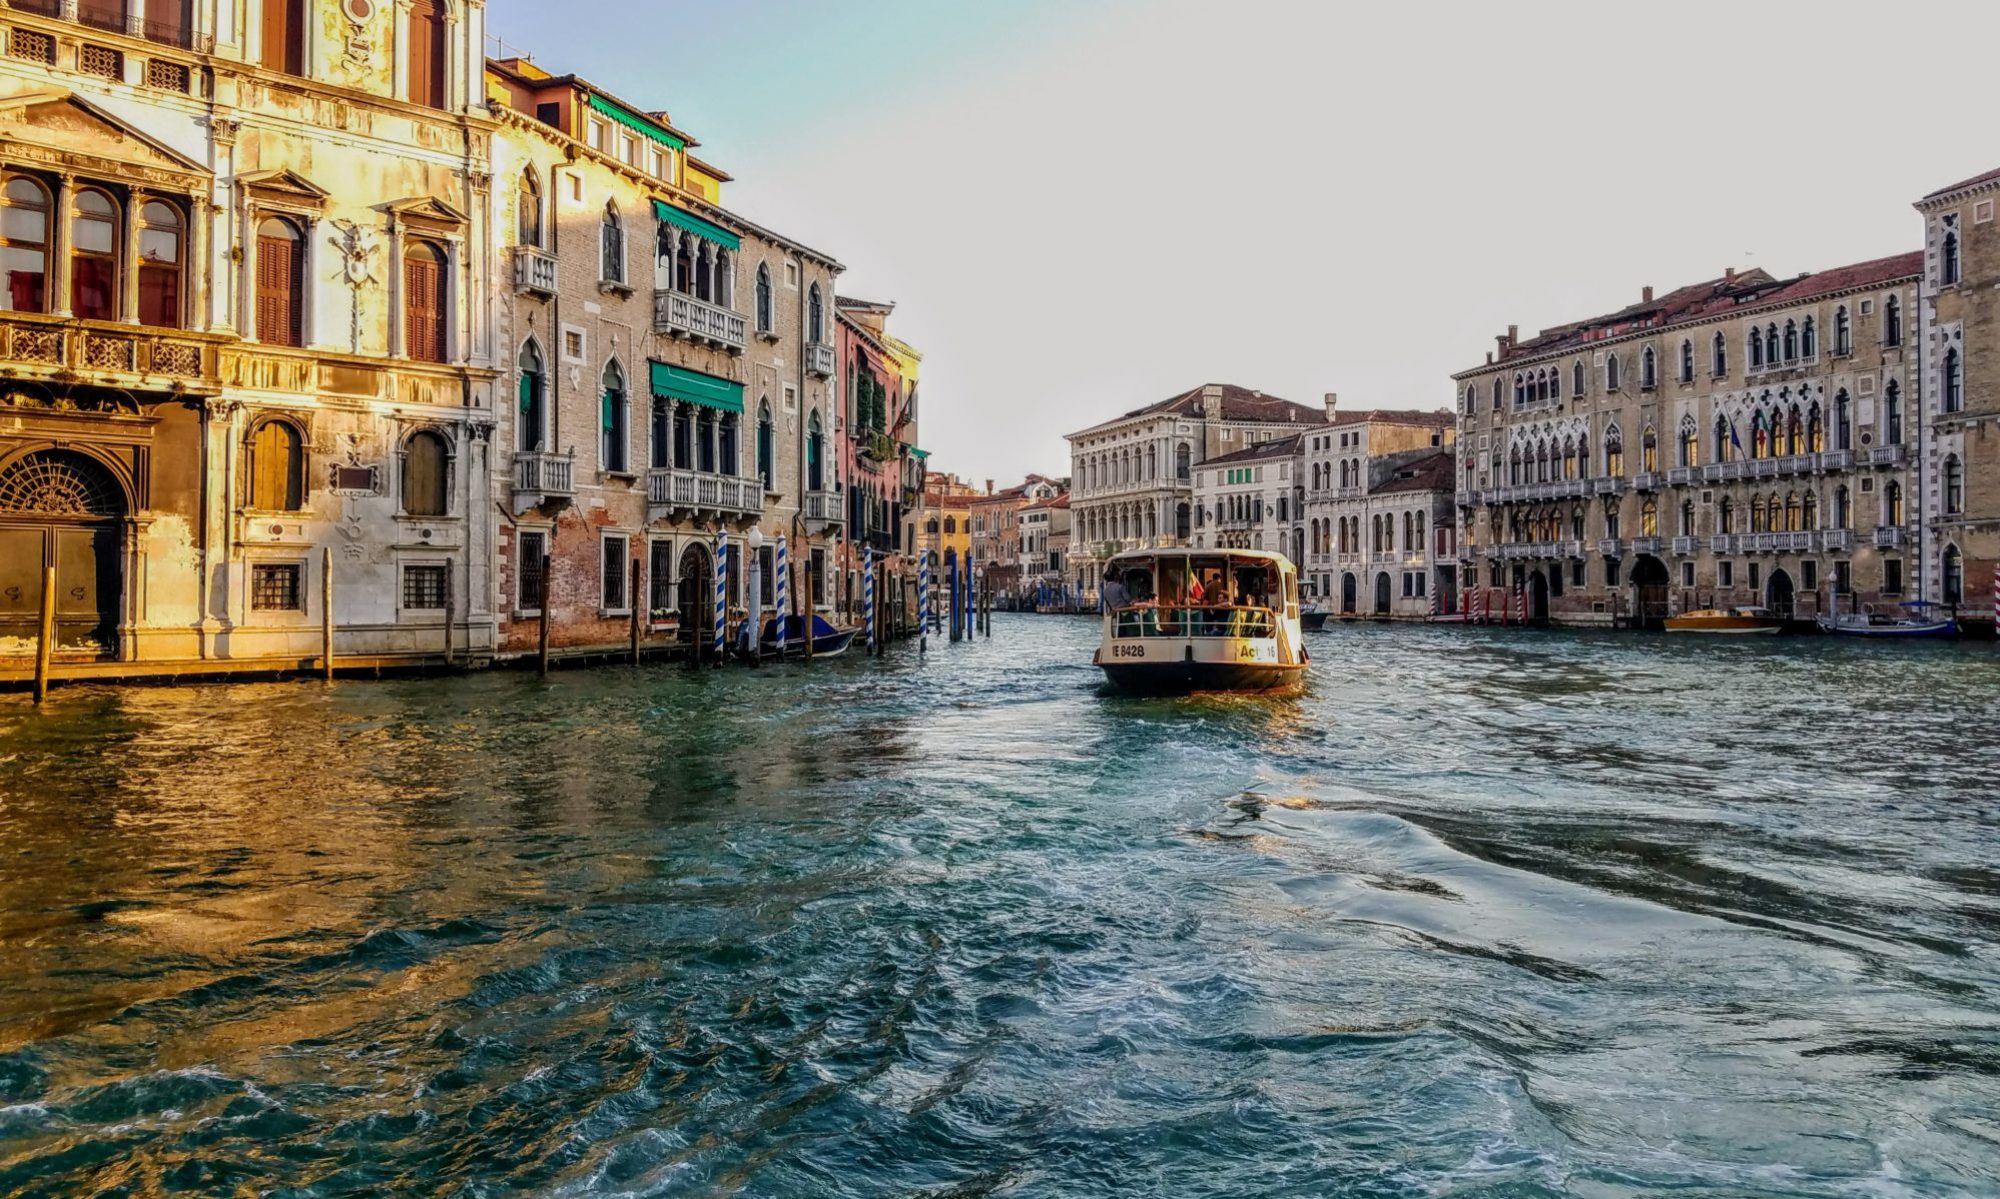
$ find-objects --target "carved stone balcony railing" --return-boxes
[1671,536,1699,556]
[15,0,216,51]
[1630,536,1663,555]
[1818,449,1855,471]
[1710,535,1738,554]
[654,290,746,352]
[1667,466,1699,485]
[804,341,835,378]
[1821,528,1853,552]
[513,449,574,500]
[0,315,220,391]
[512,246,557,297]
[1593,478,1625,496]
[1598,538,1625,556]
[802,489,843,527]
[1868,445,1907,468]
[1634,472,1662,492]
[1872,524,1906,548]
[647,467,761,519]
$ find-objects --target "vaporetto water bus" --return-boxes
[1093,548,1308,694]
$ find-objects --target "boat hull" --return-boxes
[1663,619,1781,634]
[1300,610,1330,631]
[1823,621,1958,639]
[1099,658,1304,694]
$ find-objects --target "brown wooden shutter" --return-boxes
[255,234,298,346]
[405,252,443,363]
[262,0,300,73]
[409,0,446,108]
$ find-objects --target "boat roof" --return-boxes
[1105,547,1295,572]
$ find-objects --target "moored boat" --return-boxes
[1300,603,1330,631]
[1092,548,1307,693]
[734,613,858,660]
[1664,606,1783,634]
[1821,601,1959,639]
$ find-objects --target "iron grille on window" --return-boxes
[602,537,628,609]
[145,59,189,92]
[251,563,303,611]
[519,532,547,610]
[8,29,55,65]
[79,44,120,80]
[402,564,448,610]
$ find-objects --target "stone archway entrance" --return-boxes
[1631,555,1670,630]
[1766,568,1795,621]
[1527,570,1549,623]
[0,449,125,655]
[1373,572,1392,616]
[1340,572,1356,615]
[677,541,713,645]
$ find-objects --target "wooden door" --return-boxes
[53,526,118,649]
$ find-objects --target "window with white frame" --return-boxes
[602,533,630,612]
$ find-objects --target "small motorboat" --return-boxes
[1092,548,1308,694]
[1664,606,1783,634]
[735,612,858,659]
[1300,603,1330,631]
[1821,601,1959,639]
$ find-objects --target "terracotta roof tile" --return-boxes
[1371,451,1455,496]
[1201,433,1302,467]
[1923,165,2000,200]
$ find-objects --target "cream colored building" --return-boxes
[0,0,501,673]
[1454,257,1921,627]
[1066,383,1324,598]
[1296,408,1456,614]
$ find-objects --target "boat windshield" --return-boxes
[1105,554,1287,638]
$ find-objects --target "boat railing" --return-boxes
[1111,604,1277,639]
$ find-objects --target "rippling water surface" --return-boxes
[2,618,1998,1196]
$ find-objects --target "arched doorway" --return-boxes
[1527,570,1549,623]
[677,542,713,644]
[1766,568,1795,621]
[0,449,125,654]
[1630,555,1670,630]
[1373,572,1392,616]
[1340,572,1357,615]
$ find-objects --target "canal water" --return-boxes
[1,618,1998,1196]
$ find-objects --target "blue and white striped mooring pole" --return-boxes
[774,535,789,657]
[713,536,728,665]
[864,545,876,654]
[964,557,975,641]
[918,551,930,653]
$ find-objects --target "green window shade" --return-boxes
[651,199,739,251]
[587,93,686,150]
[649,359,743,413]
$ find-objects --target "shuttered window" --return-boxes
[402,430,449,516]
[255,218,301,346]
[262,0,301,74]
[248,420,303,511]
[407,0,447,108]
[404,242,446,363]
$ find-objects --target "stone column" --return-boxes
[51,174,73,317]
[120,190,142,324]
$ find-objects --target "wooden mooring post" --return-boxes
[537,552,553,677]
[630,555,642,665]
[32,563,54,704]
[321,546,335,683]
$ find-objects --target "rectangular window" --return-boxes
[535,101,561,128]
[649,540,674,617]
[1834,560,1851,595]
[251,562,303,611]
[407,0,446,108]
[588,119,607,151]
[1572,561,1585,587]
[811,548,826,604]
[1605,559,1620,588]
[759,544,775,606]
[1802,560,1817,591]
[518,530,547,611]
[1883,558,1902,595]
[603,534,630,611]
[1719,561,1734,587]
[1748,563,1761,592]
[402,563,448,610]
[1681,561,1694,588]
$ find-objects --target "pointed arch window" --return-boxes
[1833,305,1850,355]
[1640,426,1658,472]
[248,418,304,511]
[1679,339,1693,383]
[1883,380,1903,445]
[1834,389,1851,450]
[1749,325,1764,368]
[1605,354,1620,391]
[1513,373,1526,407]
[1782,319,1798,361]
[517,170,543,247]
[1640,499,1658,538]
[808,282,825,344]
[1640,346,1657,389]
[1944,545,1964,604]
[1491,378,1503,410]
[1884,294,1902,345]
[1800,316,1816,359]
[1603,427,1623,477]
[1678,416,1698,467]
[1884,480,1904,526]
[1942,231,1961,286]
[402,429,450,517]
[756,399,775,490]
[1832,485,1849,529]
[136,200,185,328]
[1806,403,1824,453]
[0,176,50,313]
[1714,413,1731,462]
[71,188,118,321]
[755,263,773,334]
[1802,490,1817,530]
[403,240,447,363]
[1945,454,1964,514]
[517,340,547,453]
[255,216,303,346]
[600,360,628,472]
[1943,348,1962,413]
[1572,359,1584,396]
[600,202,626,285]
[1712,331,1727,376]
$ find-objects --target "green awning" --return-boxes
[650,361,743,413]
[586,93,687,151]
[911,448,930,460]
[652,199,740,251]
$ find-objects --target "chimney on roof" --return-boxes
[1323,391,1339,421]
[1724,267,1736,283]
[1642,285,1654,303]
[985,478,994,495]
[1200,384,1224,423]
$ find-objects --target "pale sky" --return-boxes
[488,0,2000,486]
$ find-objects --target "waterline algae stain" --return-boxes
[1,618,1997,1195]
